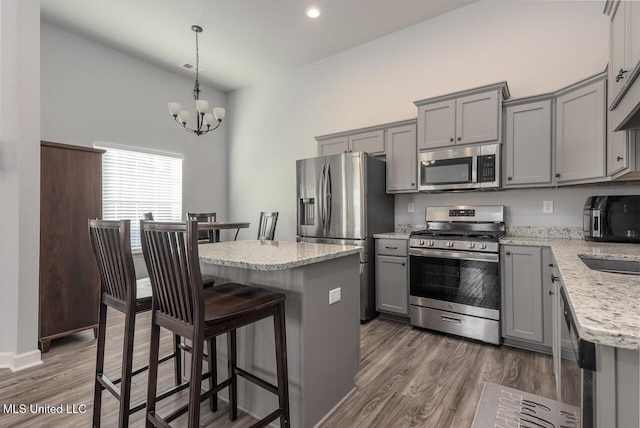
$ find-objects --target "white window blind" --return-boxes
[99,144,182,250]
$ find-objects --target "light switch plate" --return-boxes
[543,200,554,214]
[408,203,415,213]
[329,287,341,305]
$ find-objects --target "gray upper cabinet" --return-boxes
[415,82,509,151]
[555,74,606,185]
[502,245,549,347]
[318,136,349,156]
[386,122,417,193]
[607,118,630,176]
[317,129,384,156]
[504,98,553,187]
[606,0,640,110]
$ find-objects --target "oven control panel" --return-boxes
[449,209,475,217]
[409,237,499,253]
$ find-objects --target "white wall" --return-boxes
[227,0,640,241]
[41,23,229,225]
[0,0,42,371]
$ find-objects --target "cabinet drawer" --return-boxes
[376,239,407,256]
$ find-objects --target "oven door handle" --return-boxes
[409,248,499,263]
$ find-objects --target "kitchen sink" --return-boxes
[578,255,640,276]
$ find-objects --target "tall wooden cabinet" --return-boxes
[39,141,105,352]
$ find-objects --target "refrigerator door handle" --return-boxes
[319,163,325,231]
[326,163,332,231]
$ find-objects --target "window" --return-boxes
[98,143,182,250]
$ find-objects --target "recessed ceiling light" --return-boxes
[306,7,320,19]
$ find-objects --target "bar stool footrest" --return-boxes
[235,367,278,395]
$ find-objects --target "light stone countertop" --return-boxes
[500,236,640,350]
[198,240,362,271]
[373,232,411,240]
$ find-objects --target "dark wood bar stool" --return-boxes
[141,220,290,428]
[89,219,188,427]
[187,211,217,243]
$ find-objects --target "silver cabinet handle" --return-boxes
[385,246,398,250]
[549,290,555,295]
[505,251,511,256]
[617,156,623,161]
[551,275,559,283]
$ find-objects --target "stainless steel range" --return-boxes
[409,205,505,345]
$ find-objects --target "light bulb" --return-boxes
[168,102,182,116]
[213,107,226,121]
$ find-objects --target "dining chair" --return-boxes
[141,220,290,428]
[257,211,279,241]
[88,219,185,427]
[186,212,217,243]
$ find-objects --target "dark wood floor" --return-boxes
[0,311,555,427]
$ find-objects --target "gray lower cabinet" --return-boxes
[375,238,408,316]
[555,74,607,185]
[385,122,417,193]
[503,98,553,187]
[501,245,552,351]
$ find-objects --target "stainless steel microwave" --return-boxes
[418,143,501,192]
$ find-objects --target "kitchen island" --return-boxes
[198,240,362,428]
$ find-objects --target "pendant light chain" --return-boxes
[193,28,200,101]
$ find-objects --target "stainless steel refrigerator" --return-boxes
[296,152,394,321]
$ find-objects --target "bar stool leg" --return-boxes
[206,338,217,411]
[227,330,238,421]
[145,321,161,428]
[187,334,205,428]
[118,309,136,428]
[173,334,182,385]
[92,301,108,428]
[274,302,290,428]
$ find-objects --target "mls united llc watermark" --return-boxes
[2,403,87,414]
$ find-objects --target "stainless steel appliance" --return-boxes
[417,142,501,192]
[559,286,596,428]
[296,152,394,321]
[409,205,505,344]
[583,195,640,243]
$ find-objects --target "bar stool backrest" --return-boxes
[186,212,217,243]
[143,212,154,220]
[140,221,204,327]
[257,211,278,241]
[88,219,137,305]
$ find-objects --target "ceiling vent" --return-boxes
[181,63,194,70]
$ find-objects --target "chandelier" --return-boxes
[168,25,225,136]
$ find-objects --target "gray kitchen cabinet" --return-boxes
[375,238,409,316]
[606,0,640,110]
[415,82,509,151]
[503,97,553,187]
[555,74,606,185]
[501,245,552,351]
[317,129,384,156]
[385,121,417,193]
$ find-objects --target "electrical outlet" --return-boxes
[543,200,554,214]
[329,287,341,305]
[408,203,415,213]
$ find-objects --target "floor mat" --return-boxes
[471,381,579,428]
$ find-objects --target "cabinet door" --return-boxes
[376,255,408,315]
[318,136,348,156]
[386,124,417,193]
[456,91,500,145]
[629,0,640,80]
[502,246,544,343]
[607,123,629,176]
[609,0,627,108]
[417,99,456,150]
[555,79,606,184]
[349,129,385,155]
[504,100,552,187]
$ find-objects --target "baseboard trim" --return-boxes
[0,350,42,372]
[313,387,356,428]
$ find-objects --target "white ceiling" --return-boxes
[40,0,478,93]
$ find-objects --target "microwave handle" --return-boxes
[592,209,601,238]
